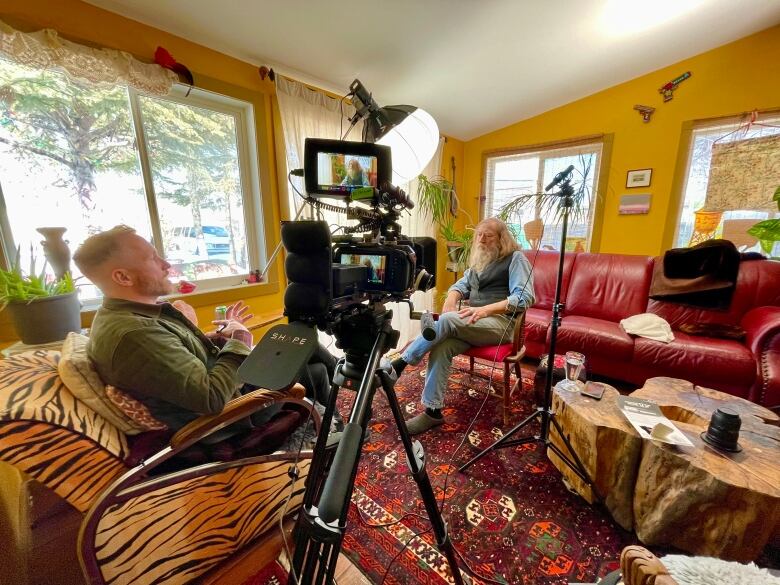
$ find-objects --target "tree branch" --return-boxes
[0,136,73,168]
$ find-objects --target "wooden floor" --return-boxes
[333,553,373,584]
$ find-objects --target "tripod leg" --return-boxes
[548,413,602,502]
[459,407,542,472]
[378,370,464,585]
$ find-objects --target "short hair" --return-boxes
[472,217,520,258]
[73,225,136,278]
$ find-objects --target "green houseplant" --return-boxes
[0,248,80,344]
[417,174,474,272]
[747,186,780,257]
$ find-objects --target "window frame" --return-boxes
[662,108,780,252]
[480,134,612,252]
[0,69,272,302]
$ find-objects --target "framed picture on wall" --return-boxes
[626,168,652,188]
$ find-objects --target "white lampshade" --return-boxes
[376,108,439,184]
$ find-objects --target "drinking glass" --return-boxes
[563,351,585,391]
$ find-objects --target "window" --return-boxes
[483,139,603,251]
[674,113,780,254]
[0,57,264,305]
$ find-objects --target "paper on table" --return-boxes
[618,396,694,447]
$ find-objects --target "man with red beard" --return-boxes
[74,225,336,444]
[392,218,535,435]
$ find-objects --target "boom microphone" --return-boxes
[420,310,436,341]
[545,165,575,192]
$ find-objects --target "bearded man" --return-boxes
[392,217,535,435]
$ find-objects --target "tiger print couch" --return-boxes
[0,349,319,585]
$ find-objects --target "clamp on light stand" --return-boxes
[459,167,600,501]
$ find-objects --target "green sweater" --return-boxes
[88,298,251,432]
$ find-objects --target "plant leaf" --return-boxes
[774,185,780,212]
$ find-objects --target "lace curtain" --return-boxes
[0,19,176,95]
[275,75,440,353]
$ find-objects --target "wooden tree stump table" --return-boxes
[630,378,780,562]
[549,383,642,531]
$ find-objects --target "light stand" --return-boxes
[458,176,599,499]
[290,304,464,585]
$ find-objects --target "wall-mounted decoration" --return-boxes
[659,71,692,102]
[619,194,651,215]
[634,104,655,122]
[626,168,652,188]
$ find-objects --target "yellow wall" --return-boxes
[462,24,780,256]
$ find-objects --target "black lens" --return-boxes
[414,269,434,292]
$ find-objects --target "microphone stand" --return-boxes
[458,177,599,500]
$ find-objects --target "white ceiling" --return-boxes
[85,0,780,140]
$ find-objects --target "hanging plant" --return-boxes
[747,186,780,256]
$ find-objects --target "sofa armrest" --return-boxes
[742,307,780,356]
[742,307,780,409]
[171,383,316,451]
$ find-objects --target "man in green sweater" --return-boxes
[74,225,334,441]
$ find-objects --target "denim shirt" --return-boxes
[448,251,535,312]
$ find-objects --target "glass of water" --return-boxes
[563,351,585,391]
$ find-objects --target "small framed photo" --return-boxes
[626,168,652,188]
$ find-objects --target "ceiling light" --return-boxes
[350,79,439,184]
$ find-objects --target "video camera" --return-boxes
[282,138,436,329]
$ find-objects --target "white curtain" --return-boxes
[275,75,440,355]
[0,19,176,95]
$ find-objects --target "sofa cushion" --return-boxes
[556,315,635,361]
[58,333,145,434]
[648,257,780,328]
[524,307,552,345]
[524,250,577,310]
[566,253,654,322]
[105,386,168,432]
[633,332,756,388]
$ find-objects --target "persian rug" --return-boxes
[241,560,288,585]
[336,356,638,584]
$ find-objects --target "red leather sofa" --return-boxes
[522,250,780,409]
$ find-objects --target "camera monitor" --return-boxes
[304,138,391,198]
[340,253,386,285]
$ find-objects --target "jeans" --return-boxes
[401,312,515,409]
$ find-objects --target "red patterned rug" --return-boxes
[336,356,638,584]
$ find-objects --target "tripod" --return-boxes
[458,178,598,499]
[290,303,464,585]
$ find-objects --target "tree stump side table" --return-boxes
[549,383,642,531]
[630,377,780,562]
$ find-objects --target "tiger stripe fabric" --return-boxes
[0,420,127,512]
[94,459,310,584]
[0,350,128,457]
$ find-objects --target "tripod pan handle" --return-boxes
[319,422,364,523]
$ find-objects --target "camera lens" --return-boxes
[414,269,435,292]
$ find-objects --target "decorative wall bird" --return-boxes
[154,47,194,92]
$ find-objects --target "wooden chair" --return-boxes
[0,350,321,585]
[461,312,527,424]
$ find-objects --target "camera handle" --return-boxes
[289,310,463,585]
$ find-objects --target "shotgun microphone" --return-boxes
[545,165,575,192]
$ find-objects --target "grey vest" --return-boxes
[467,253,513,307]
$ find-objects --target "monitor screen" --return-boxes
[316,153,378,195]
[340,253,386,284]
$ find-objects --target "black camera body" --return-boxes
[282,138,435,329]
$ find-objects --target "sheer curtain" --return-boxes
[276,75,440,355]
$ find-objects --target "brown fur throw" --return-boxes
[679,322,746,340]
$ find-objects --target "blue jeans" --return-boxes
[401,312,515,409]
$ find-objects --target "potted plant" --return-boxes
[0,248,80,344]
[417,174,475,272]
[747,186,780,258]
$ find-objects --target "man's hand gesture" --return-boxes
[212,300,254,336]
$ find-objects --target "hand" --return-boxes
[211,319,250,337]
[171,300,198,325]
[458,306,489,324]
[225,300,254,324]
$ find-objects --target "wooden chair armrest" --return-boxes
[171,383,310,450]
[505,347,527,364]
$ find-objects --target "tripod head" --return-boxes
[329,300,400,377]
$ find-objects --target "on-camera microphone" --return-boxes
[545,165,575,192]
[420,310,436,341]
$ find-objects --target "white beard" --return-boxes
[470,244,499,273]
